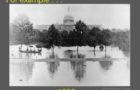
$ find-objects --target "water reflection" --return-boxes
[10,59,130,86]
[10,45,130,86]
[99,60,113,71]
[70,61,86,81]
[46,61,60,78]
[10,62,34,83]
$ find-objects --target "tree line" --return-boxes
[10,15,130,57]
[35,20,112,56]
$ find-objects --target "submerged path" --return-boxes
[10,58,128,63]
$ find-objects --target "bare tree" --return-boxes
[11,14,34,49]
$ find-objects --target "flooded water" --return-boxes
[9,45,130,86]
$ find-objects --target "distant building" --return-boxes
[35,25,50,31]
[35,8,101,31]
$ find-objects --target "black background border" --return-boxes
[0,0,139,90]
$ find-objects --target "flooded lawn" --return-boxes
[9,45,130,86]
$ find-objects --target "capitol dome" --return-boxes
[64,14,74,21]
[63,14,74,25]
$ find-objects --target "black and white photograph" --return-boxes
[9,4,130,86]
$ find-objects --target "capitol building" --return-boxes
[35,8,101,32]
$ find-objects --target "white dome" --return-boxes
[64,14,74,21]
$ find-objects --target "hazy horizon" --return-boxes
[10,4,130,30]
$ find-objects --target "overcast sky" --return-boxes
[10,4,130,30]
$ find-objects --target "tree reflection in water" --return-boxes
[46,61,60,78]
[10,62,34,83]
[99,60,113,71]
[64,50,86,81]
[70,61,86,82]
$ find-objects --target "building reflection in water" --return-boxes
[99,60,113,71]
[70,61,86,81]
[10,61,34,83]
